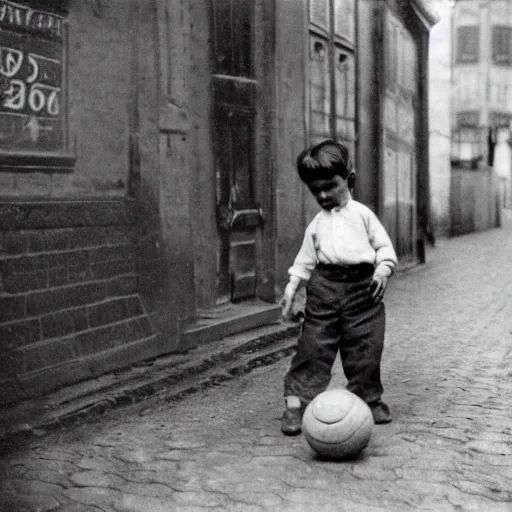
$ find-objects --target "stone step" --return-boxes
[182,300,281,349]
[0,321,301,447]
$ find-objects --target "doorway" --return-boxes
[379,6,419,259]
[211,0,264,304]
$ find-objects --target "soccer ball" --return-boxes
[302,388,373,459]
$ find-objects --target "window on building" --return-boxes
[456,111,480,128]
[308,0,356,159]
[457,26,479,63]
[492,26,512,65]
[451,128,486,169]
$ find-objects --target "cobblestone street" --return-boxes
[1,215,512,512]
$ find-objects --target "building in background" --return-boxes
[356,0,437,265]
[449,0,506,234]
[0,0,437,407]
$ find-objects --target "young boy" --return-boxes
[280,139,398,435]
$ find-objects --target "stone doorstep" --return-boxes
[181,301,282,348]
[0,319,301,446]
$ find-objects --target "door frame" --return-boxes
[377,2,421,263]
[197,0,277,308]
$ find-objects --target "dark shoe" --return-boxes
[281,407,303,435]
[369,401,392,424]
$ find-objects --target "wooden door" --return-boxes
[211,0,263,303]
[380,7,418,259]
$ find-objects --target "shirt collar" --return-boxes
[332,198,352,213]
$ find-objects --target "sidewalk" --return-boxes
[1,212,510,447]
[0,320,301,445]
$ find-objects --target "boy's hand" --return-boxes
[281,279,300,319]
[369,275,388,303]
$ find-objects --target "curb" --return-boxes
[0,321,301,451]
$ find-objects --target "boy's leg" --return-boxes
[339,280,391,423]
[282,272,341,434]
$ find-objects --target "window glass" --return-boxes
[309,35,330,143]
[309,0,330,33]
[492,26,512,65]
[457,26,479,63]
[0,2,67,152]
[334,0,355,44]
[335,49,355,119]
[308,0,355,147]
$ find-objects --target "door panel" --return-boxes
[211,0,261,303]
[214,104,259,302]
[213,0,233,74]
[212,0,253,77]
[380,7,418,260]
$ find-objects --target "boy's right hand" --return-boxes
[369,275,387,303]
[280,278,301,319]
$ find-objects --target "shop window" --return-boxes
[457,26,479,63]
[492,26,512,66]
[0,0,74,171]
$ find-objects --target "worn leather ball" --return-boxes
[302,388,373,459]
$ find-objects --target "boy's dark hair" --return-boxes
[296,139,353,183]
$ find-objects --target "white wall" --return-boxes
[429,8,453,237]
[494,128,511,207]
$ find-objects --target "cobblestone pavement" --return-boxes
[1,216,512,512]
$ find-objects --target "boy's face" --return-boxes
[308,174,352,211]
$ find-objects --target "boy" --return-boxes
[280,140,398,435]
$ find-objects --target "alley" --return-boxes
[1,216,512,512]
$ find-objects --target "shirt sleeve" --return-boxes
[288,219,318,282]
[365,209,398,277]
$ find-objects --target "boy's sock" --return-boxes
[285,396,302,409]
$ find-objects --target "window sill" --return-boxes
[0,151,76,173]
[455,59,479,64]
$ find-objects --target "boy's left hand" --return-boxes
[369,275,387,303]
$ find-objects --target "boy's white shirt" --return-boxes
[288,199,398,288]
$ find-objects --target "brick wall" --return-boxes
[0,201,168,407]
